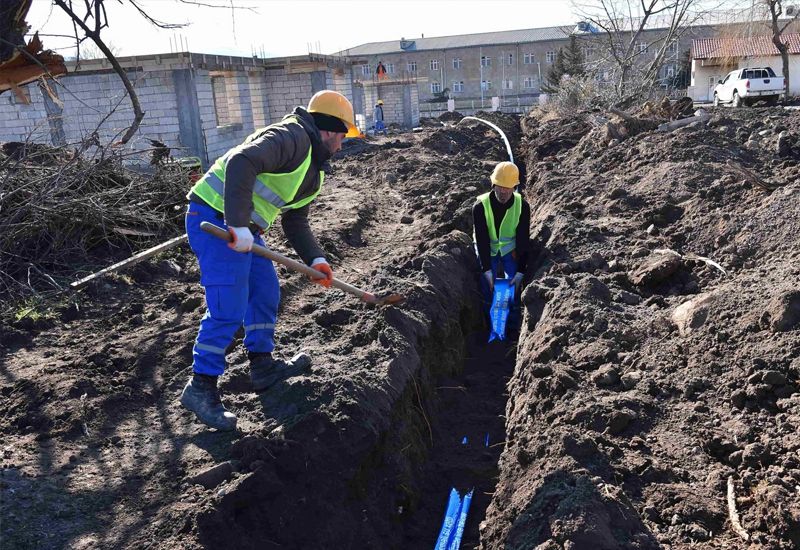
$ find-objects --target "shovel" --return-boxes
[201,221,404,307]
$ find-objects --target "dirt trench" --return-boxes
[0,117,525,549]
[6,104,797,550]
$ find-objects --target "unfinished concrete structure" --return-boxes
[0,52,402,167]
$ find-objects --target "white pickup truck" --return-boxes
[713,67,784,107]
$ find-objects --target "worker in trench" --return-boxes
[179,90,360,431]
[473,161,531,330]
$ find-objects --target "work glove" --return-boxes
[511,272,524,288]
[228,226,253,252]
[483,270,494,292]
[310,257,333,288]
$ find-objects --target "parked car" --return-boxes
[713,67,784,107]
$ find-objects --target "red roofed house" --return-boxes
[688,33,800,101]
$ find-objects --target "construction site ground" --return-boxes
[1,105,799,549]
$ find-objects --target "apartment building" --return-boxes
[338,23,716,115]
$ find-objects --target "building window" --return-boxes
[506,52,514,65]
[386,63,395,74]
[584,44,595,57]
[523,52,535,64]
[667,41,678,55]
[361,64,371,76]
[211,76,230,126]
[708,76,716,86]
[452,57,462,69]
[481,56,491,67]
[430,59,439,71]
[407,61,417,73]
[431,81,442,94]
[481,80,492,90]
[665,64,676,78]
[523,76,536,88]
[546,51,555,63]
[503,79,513,90]
[453,80,464,92]
[637,42,648,54]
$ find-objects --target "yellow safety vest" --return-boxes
[476,191,521,256]
[188,118,323,230]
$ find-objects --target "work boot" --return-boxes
[248,351,312,393]
[179,374,237,431]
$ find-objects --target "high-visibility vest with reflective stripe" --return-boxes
[476,191,521,256]
[188,119,323,230]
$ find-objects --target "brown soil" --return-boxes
[482,105,800,550]
[2,104,799,550]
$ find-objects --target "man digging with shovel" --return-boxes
[179,90,360,431]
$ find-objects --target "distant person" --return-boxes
[472,161,530,327]
[376,60,387,79]
[180,90,359,431]
[374,99,387,135]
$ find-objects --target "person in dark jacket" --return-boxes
[180,90,359,431]
[374,99,386,135]
[473,161,530,326]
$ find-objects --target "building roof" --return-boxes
[692,33,800,59]
[334,25,576,57]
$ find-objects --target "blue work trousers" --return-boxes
[185,201,279,376]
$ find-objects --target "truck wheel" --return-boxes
[732,91,742,108]
[713,93,719,107]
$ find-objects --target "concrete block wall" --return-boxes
[248,69,270,128]
[363,82,419,128]
[196,69,255,162]
[328,70,354,102]
[0,58,359,167]
[263,68,315,122]
[0,69,183,158]
[0,85,52,143]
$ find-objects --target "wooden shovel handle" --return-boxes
[200,221,379,303]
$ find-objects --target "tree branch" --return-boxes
[53,0,145,144]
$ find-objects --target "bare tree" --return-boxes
[47,0,255,145]
[75,40,120,61]
[573,0,708,104]
[763,1,799,94]
[51,0,192,144]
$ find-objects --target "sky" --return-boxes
[26,0,582,59]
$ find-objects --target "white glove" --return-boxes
[483,270,494,291]
[227,226,253,252]
[511,272,524,288]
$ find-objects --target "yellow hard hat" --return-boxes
[377,99,384,105]
[490,161,519,188]
[308,90,360,138]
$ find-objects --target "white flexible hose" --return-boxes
[457,116,514,163]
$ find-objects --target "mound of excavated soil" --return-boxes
[482,106,800,549]
[420,111,522,164]
[439,111,464,123]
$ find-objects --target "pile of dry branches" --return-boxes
[0,142,188,310]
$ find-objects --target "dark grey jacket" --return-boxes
[223,107,330,264]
